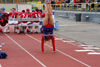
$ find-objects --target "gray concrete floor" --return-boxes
[54,17,100,48]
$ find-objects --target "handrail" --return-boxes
[36,3,100,12]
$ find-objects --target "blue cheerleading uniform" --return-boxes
[42,24,54,40]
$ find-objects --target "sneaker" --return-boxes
[34,31,39,34]
[17,30,20,34]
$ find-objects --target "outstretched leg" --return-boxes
[41,35,44,52]
[48,3,54,26]
[43,1,54,26]
[52,36,55,51]
[43,4,49,26]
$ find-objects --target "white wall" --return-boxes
[0,4,17,12]
[0,4,32,12]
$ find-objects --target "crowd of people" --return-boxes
[0,7,45,34]
[0,1,55,53]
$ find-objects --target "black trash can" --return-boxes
[75,13,81,21]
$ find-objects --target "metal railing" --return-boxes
[0,3,100,12]
[37,3,100,12]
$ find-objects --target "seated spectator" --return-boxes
[56,0,61,7]
[65,0,70,3]
[51,0,56,9]
[62,0,64,3]
[51,0,55,4]
[56,0,61,4]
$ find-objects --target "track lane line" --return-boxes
[26,34,91,67]
[5,34,46,67]
[0,64,2,67]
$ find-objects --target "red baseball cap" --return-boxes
[26,8,30,12]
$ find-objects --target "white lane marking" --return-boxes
[55,34,100,50]
[0,49,2,51]
[79,45,99,49]
[63,40,75,43]
[92,47,100,50]
[59,24,83,27]
[88,52,100,55]
[26,34,91,67]
[75,50,94,52]
[0,64,2,67]
[55,38,63,40]
[0,45,2,48]
[80,45,94,47]
[83,47,100,50]
[5,34,46,67]
[54,34,77,46]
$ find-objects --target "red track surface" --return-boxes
[0,30,100,67]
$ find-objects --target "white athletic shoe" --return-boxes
[17,30,20,34]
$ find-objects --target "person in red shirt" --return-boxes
[9,8,18,18]
[0,8,4,33]
[0,8,6,27]
[1,8,9,33]
[41,12,45,18]
[32,8,41,33]
[39,9,45,18]
[56,0,61,8]
[9,8,19,33]
[18,9,31,33]
[56,0,61,4]
[18,10,28,33]
[1,8,9,26]
[38,9,45,33]
[86,0,88,3]
[26,8,33,33]
[41,2,55,52]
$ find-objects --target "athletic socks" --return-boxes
[35,27,39,32]
[29,29,33,33]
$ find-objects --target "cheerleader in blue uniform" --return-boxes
[41,1,55,52]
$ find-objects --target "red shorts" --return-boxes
[45,24,53,28]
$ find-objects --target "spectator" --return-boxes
[97,0,100,2]
[56,0,61,8]
[65,0,70,3]
[32,10,35,12]
[22,10,25,13]
[62,0,64,3]
[9,8,19,33]
[51,0,55,9]
[35,8,39,12]
[51,0,55,4]
[56,0,61,4]
[0,8,4,26]
[86,0,89,3]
